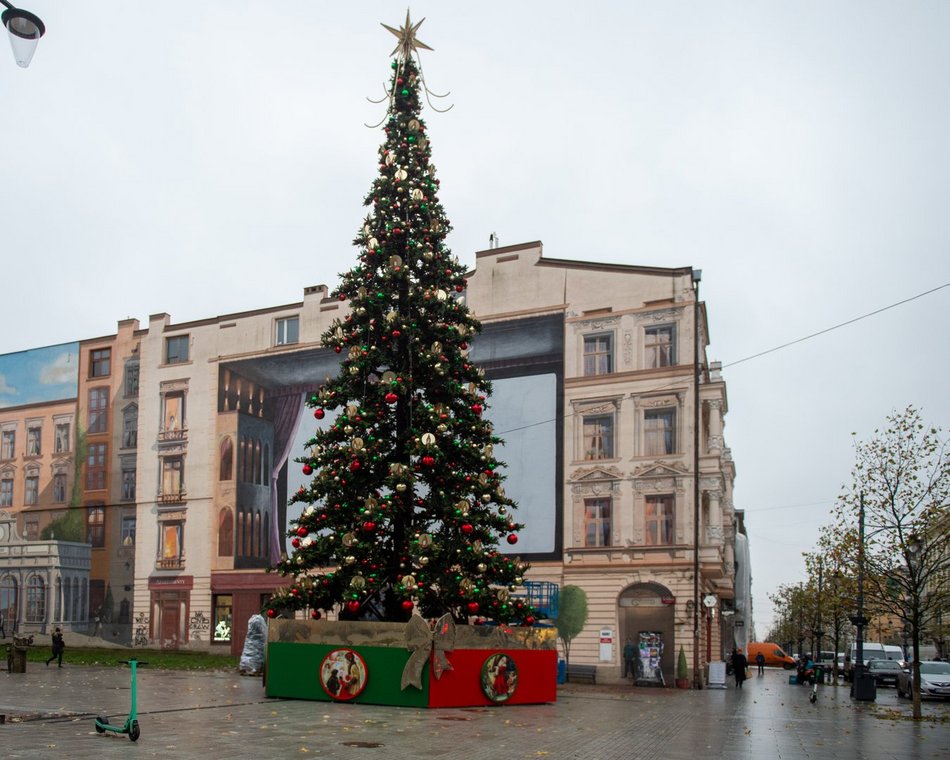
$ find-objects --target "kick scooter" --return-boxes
[94,658,146,741]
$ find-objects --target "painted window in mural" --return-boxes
[165,335,190,365]
[218,508,233,557]
[54,422,71,453]
[90,347,111,377]
[0,478,12,507]
[88,387,108,434]
[53,471,67,502]
[583,333,613,376]
[124,359,139,397]
[583,413,614,460]
[86,503,105,547]
[159,520,184,568]
[161,456,184,500]
[26,424,41,456]
[121,515,136,545]
[1,430,15,460]
[24,474,38,505]
[86,443,106,490]
[219,437,233,481]
[122,467,136,501]
[26,575,46,622]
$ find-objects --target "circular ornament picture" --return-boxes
[319,648,368,701]
[481,653,518,703]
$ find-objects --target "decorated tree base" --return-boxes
[265,617,557,708]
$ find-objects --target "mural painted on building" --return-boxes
[0,343,79,408]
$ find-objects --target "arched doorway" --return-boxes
[619,582,676,686]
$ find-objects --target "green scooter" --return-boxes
[94,659,146,741]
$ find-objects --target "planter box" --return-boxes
[265,617,557,708]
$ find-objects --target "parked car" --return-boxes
[897,661,950,700]
[867,658,902,687]
[835,653,846,678]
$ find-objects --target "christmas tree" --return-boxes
[265,14,535,626]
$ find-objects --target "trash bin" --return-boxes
[556,659,566,684]
[814,665,824,683]
[852,672,876,701]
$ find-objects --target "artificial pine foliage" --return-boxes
[265,26,535,626]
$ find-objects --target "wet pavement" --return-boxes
[1,665,947,759]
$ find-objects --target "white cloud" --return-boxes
[0,374,16,396]
[39,353,76,386]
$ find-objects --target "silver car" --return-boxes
[896,660,950,700]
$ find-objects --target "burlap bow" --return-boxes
[400,613,456,691]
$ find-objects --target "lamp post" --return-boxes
[1,1,44,68]
[850,492,875,700]
[691,268,702,689]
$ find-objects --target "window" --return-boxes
[583,334,613,376]
[645,325,675,368]
[645,494,675,545]
[161,456,184,500]
[218,507,233,556]
[86,503,105,547]
[159,520,184,568]
[86,443,107,490]
[24,475,38,505]
[162,392,185,434]
[582,413,614,459]
[0,477,12,506]
[88,387,108,434]
[1,430,15,459]
[24,519,39,540]
[53,472,67,502]
[90,347,111,377]
[275,316,299,346]
[124,360,140,396]
[165,335,190,364]
[54,422,71,453]
[212,594,233,642]
[26,425,41,456]
[121,515,136,545]
[26,576,46,622]
[122,468,136,501]
[219,437,233,481]
[122,407,138,448]
[584,497,611,547]
[644,408,677,456]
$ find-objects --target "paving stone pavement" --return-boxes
[1,665,947,759]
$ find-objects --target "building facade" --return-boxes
[1,241,740,684]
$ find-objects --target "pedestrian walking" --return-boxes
[755,651,765,675]
[731,647,748,689]
[46,627,65,667]
[622,638,636,679]
[0,608,5,638]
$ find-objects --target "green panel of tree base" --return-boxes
[266,642,428,707]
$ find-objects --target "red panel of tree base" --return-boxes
[428,649,557,708]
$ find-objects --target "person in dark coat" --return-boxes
[755,651,766,675]
[731,648,748,688]
[46,627,65,667]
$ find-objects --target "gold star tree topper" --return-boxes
[381,10,433,59]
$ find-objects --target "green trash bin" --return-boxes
[814,665,824,683]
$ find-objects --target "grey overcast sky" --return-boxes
[1,1,948,637]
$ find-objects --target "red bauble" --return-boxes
[350,460,361,472]
[401,600,414,611]
[311,610,322,620]
[392,329,401,337]
[314,409,325,419]
[421,455,435,467]
[334,346,342,353]
[291,538,301,548]
[297,526,308,537]
[266,609,276,618]
[455,284,464,292]
[506,533,519,545]
[461,523,474,535]
[467,602,480,614]
[302,464,313,475]
[525,616,535,625]
[471,403,483,415]
[385,392,398,404]
[346,601,361,614]
[362,521,376,532]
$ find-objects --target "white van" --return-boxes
[883,644,905,663]
[850,642,886,666]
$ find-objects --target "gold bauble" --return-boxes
[476,563,487,573]
[350,576,366,589]
[395,483,407,492]
[418,533,433,549]
[481,493,492,503]
[421,432,436,446]
[342,532,357,547]
[497,589,511,602]
[418,556,429,566]
[395,168,408,181]
[402,574,417,590]
[351,437,364,450]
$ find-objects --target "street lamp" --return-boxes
[850,491,877,700]
[1,1,45,68]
